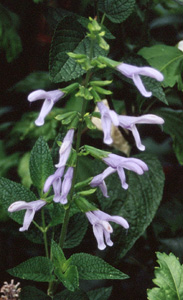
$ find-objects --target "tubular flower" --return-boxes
[116,63,164,97]
[90,167,115,197]
[55,129,74,168]
[86,210,129,250]
[43,167,65,202]
[97,101,164,150]
[8,200,46,231]
[103,153,148,189]
[28,89,64,126]
[58,167,74,204]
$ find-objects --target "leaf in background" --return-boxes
[11,72,53,93]
[49,17,107,83]
[98,0,135,23]
[155,108,183,165]
[8,257,55,282]
[87,286,112,300]
[103,154,164,259]
[18,152,32,188]
[71,253,129,280]
[0,177,36,224]
[147,252,183,300]
[21,286,49,300]
[29,137,54,192]
[0,4,22,62]
[138,44,183,90]
[54,289,89,300]
[64,213,88,249]
[0,141,19,177]
[46,7,115,39]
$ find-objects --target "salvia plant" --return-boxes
[1,0,183,299]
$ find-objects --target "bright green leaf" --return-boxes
[147,252,183,300]
[8,257,54,282]
[71,253,129,280]
[55,265,79,292]
[29,137,54,193]
[138,44,183,90]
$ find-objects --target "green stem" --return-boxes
[101,13,106,25]
[41,209,49,258]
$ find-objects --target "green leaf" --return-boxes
[30,137,54,192]
[87,286,112,300]
[147,252,183,300]
[142,77,168,105]
[0,177,36,224]
[21,286,49,300]
[98,0,135,23]
[64,213,88,248]
[71,253,129,280]
[8,257,54,282]
[54,289,89,300]
[0,4,22,62]
[154,108,183,165]
[118,154,164,258]
[51,240,79,291]
[49,17,107,83]
[138,44,183,90]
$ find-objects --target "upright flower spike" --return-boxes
[55,129,74,168]
[86,210,129,250]
[43,167,65,202]
[116,63,164,97]
[97,101,164,150]
[28,89,64,126]
[8,200,46,231]
[58,167,74,204]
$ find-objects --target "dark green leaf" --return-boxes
[8,257,54,282]
[20,286,49,300]
[98,0,135,23]
[113,154,165,258]
[30,137,54,192]
[64,213,88,248]
[49,17,107,83]
[155,108,183,164]
[54,289,89,300]
[0,4,22,62]
[0,177,36,224]
[87,286,112,300]
[11,72,53,93]
[147,252,183,300]
[71,253,129,280]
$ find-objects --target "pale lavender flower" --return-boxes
[28,89,64,126]
[43,167,65,202]
[86,210,129,250]
[55,129,74,168]
[90,167,115,197]
[116,63,164,97]
[8,200,46,231]
[97,101,164,150]
[58,167,74,204]
[102,153,148,190]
